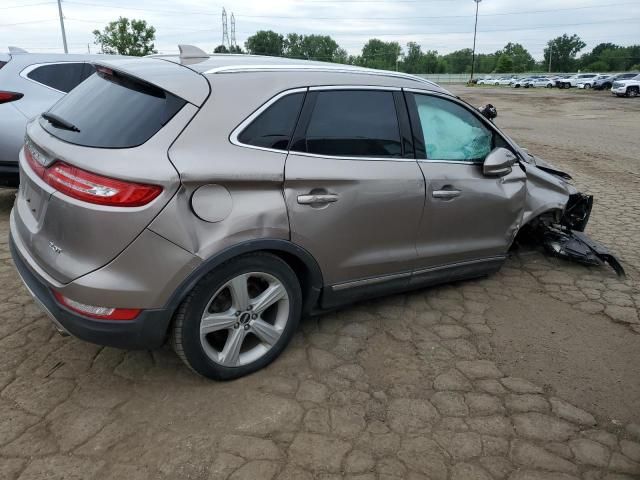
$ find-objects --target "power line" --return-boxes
[58,0,640,21]
[60,14,640,34]
[0,1,55,9]
[0,19,57,27]
[235,2,640,20]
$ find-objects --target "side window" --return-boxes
[237,92,305,151]
[27,62,95,93]
[413,94,492,162]
[294,90,402,158]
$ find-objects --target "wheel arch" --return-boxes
[163,239,324,326]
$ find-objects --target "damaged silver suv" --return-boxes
[10,47,623,380]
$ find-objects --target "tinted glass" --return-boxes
[40,70,186,148]
[415,95,492,162]
[300,90,401,158]
[27,62,95,93]
[237,92,304,150]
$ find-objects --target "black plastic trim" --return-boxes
[321,257,505,310]
[10,235,170,349]
[0,161,19,187]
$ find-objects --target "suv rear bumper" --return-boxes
[10,234,173,350]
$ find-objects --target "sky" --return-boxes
[1,0,639,60]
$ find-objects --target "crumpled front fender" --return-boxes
[521,162,575,227]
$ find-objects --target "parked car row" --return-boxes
[476,72,640,97]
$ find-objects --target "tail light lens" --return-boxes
[0,91,23,104]
[53,291,141,320]
[23,144,162,207]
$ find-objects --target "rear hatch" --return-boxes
[13,58,209,283]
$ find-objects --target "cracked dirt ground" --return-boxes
[1,87,639,480]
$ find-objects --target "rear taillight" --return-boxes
[53,291,141,320]
[0,91,23,104]
[23,145,162,207]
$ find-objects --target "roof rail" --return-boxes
[179,44,208,60]
[203,63,438,86]
[8,46,28,54]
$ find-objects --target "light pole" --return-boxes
[470,0,481,83]
[57,0,68,54]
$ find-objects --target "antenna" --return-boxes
[230,13,236,48]
[222,7,230,48]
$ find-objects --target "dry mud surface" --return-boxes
[0,86,639,479]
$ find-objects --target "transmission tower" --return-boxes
[222,8,230,48]
[230,13,236,48]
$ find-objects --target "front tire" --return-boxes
[171,253,302,380]
[628,87,639,97]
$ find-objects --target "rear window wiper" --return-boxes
[42,112,80,132]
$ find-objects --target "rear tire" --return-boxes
[171,253,302,380]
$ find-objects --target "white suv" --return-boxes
[611,74,640,97]
[557,73,598,89]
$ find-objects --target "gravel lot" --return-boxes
[1,86,639,479]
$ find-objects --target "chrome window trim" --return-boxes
[204,64,439,87]
[417,159,483,165]
[19,61,88,94]
[289,151,415,162]
[230,85,411,161]
[309,85,401,92]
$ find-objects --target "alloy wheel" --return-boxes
[199,272,290,367]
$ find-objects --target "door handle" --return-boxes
[432,189,461,199]
[297,193,339,205]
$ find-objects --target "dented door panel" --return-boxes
[414,161,527,270]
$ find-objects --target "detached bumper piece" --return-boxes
[542,228,626,277]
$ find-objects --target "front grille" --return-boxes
[612,82,623,89]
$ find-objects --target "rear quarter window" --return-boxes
[39,68,186,148]
[237,92,305,150]
[26,62,95,93]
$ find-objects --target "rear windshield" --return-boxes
[39,68,187,148]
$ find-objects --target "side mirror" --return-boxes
[478,103,498,121]
[483,147,516,177]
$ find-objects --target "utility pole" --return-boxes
[548,44,553,73]
[57,0,68,53]
[87,43,90,54]
[470,0,481,83]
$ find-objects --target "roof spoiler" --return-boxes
[8,46,28,54]
[178,44,208,60]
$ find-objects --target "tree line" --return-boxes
[92,18,640,73]
[239,30,640,73]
